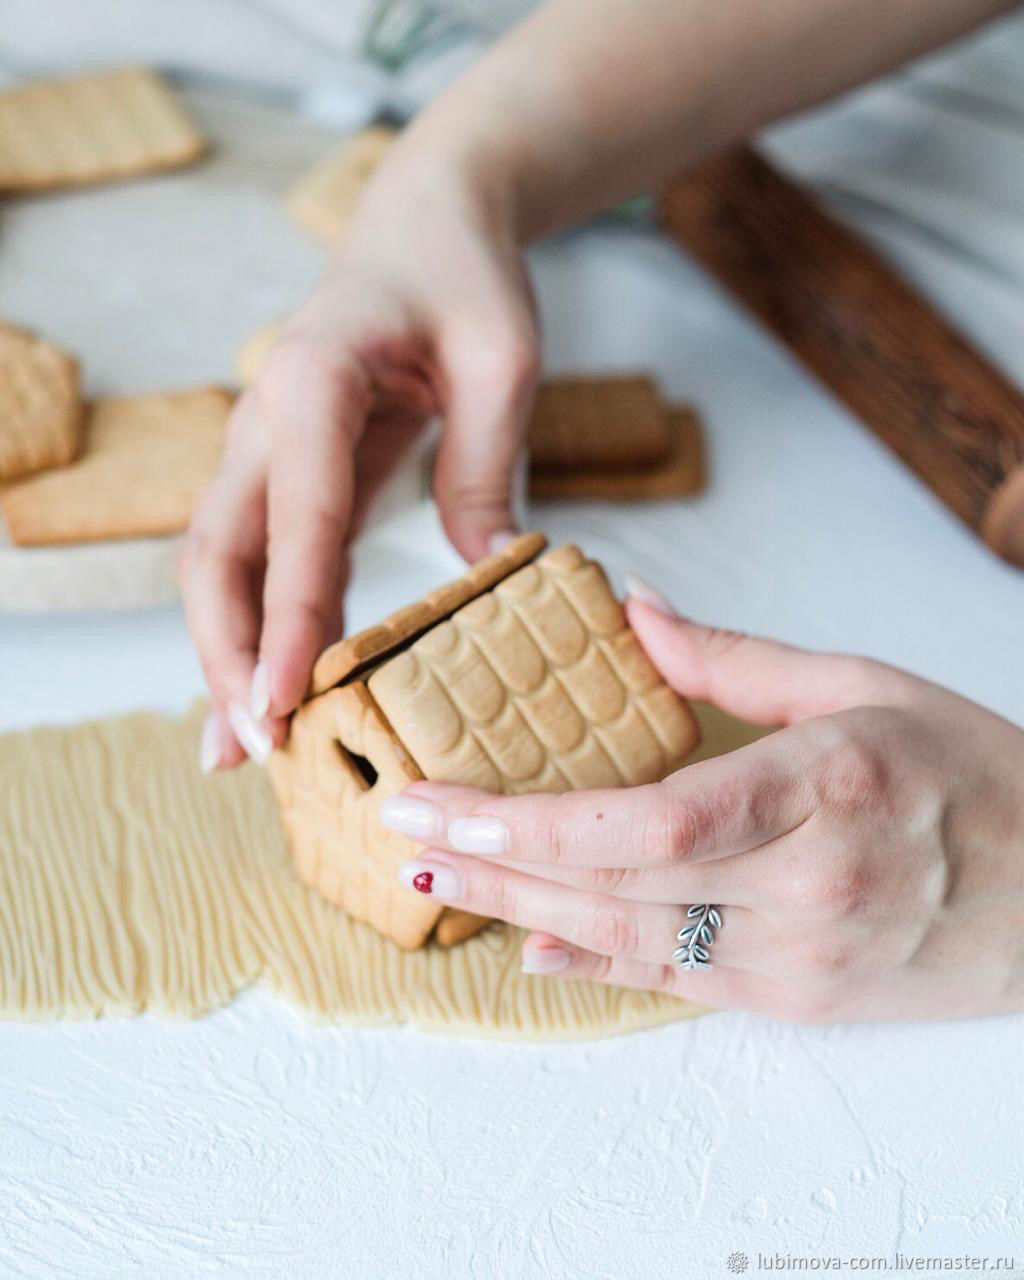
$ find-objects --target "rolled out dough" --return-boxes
[0,702,766,1039]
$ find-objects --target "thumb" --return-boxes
[624,577,878,726]
[434,326,538,562]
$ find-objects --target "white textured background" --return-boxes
[1,7,1024,1277]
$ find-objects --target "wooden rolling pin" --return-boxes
[659,145,1024,568]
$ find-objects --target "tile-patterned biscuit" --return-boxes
[528,375,671,471]
[286,125,397,244]
[368,544,699,796]
[0,321,83,481]
[310,531,548,694]
[1,387,231,545]
[0,67,207,193]
[530,407,705,501]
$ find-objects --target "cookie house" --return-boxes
[267,533,700,949]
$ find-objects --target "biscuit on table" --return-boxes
[286,125,397,244]
[0,67,207,193]
[0,321,83,481]
[527,374,672,471]
[0,387,231,546]
[530,406,706,501]
[269,535,700,950]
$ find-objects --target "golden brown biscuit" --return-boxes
[267,681,438,951]
[310,531,548,694]
[530,407,706,501]
[0,67,207,193]
[369,544,699,792]
[0,321,83,481]
[286,125,397,244]
[527,375,671,471]
[1,386,231,545]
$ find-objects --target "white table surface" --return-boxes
[1,72,1023,1278]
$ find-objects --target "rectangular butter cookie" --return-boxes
[0,67,207,193]
[1,386,230,545]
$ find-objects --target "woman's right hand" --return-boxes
[181,139,540,771]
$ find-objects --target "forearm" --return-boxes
[388,0,1019,239]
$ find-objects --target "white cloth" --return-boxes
[1,7,1022,1275]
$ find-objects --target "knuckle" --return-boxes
[578,903,638,958]
[258,339,309,403]
[837,655,889,700]
[259,337,364,428]
[644,783,714,866]
[531,798,587,867]
[790,855,875,921]
[585,866,629,895]
[650,964,681,995]
[815,727,889,815]
[701,626,751,662]
[458,328,538,393]
[444,479,514,520]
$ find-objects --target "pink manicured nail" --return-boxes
[521,946,571,975]
[379,795,442,840]
[448,816,508,855]
[398,860,462,902]
[227,701,272,765]
[488,530,519,555]
[624,573,678,617]
[199,714,221,775]
[249,661,271,720]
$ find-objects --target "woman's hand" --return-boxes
[381,583,1024,1022]
[180,0,1013,776]
[181,141,539,771]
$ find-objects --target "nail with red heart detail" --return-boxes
[398,861,461,901]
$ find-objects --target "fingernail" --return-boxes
[624,573,678,617]
[199,714,221,775]
[448,816,508,855]
[250,661,271,721]
[227,701,272,765]
[379,795,442,840]
[521,946,571,975]
[398,860,462,902]
[488,530,519,555]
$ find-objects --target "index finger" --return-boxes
[380,730,815,869]
[256,340,370,716]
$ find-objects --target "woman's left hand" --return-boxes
[380,585,1024,1023]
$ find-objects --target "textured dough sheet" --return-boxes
[0,321,83,481]
[0,67,207,192]
[0,386,231,545]
[0,703,770,1038]
[530,408,706,501]
[286,125,398,244]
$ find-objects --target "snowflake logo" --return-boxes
[726,1252,749,1274]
